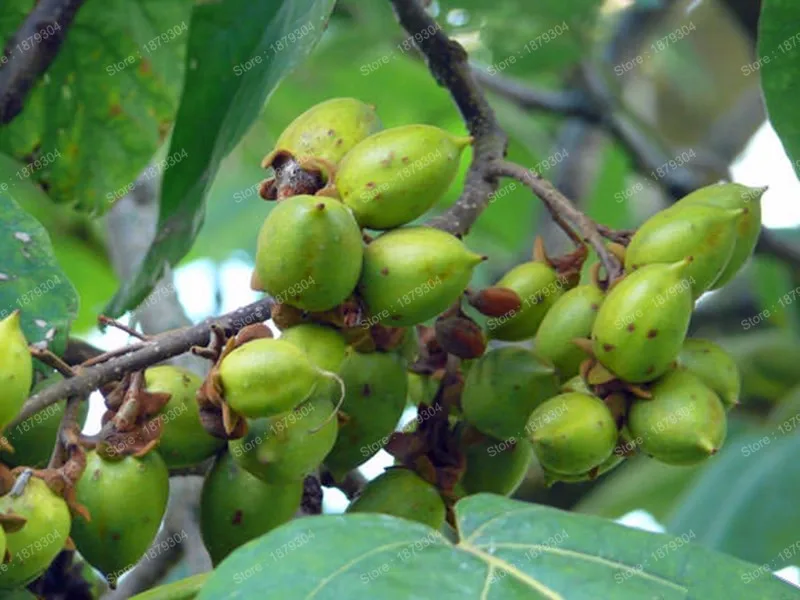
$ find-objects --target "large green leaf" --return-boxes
[106,0,336,316]
[759,0,800,179]
[199,494,799,599]
[0,188,78,352]
[0,0,191,214]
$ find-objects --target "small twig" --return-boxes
[81,341,147,368]
[489,159,622,280]
[98,315,149,341]
[29,347,75,378]
[47,396,82,469]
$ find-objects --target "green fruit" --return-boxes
[677,338,740,409]
[230,392,338,483]
[0,312,32,431]
[460,436,533,496]
[0,374,89,469]
[0,476,70,589]
[324,350,407,479]
[461,347,559,440]
[264,98,381,168]
[200,451,302,566]
[144,366,225,468]
[542,451,625,485]
[592,261,693,383]
[218,338,324,419]
[255,195,363,312]
[676,183,765,289]
[336,125,471,229]
[627,370,727,466]
[407,372,438,407]
[625,204,743,297]
[488,262,565,341]
[534,283,604,378]
[359,227,483,327]
[72,451,169,584]
[280,324,347,372]
[560,375,592,395]
[346,468,445,529]
[526,393,618,476]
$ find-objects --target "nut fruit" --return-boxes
[255,195,363,312]
[459,436,533,497]
[280,323,348,373]
[336,124,471,229]
[0,311,32,431]
[677,338,740,409]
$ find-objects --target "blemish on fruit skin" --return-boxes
[602,343,614,352]
[111,532,121,541]
[646,365,655,374]
[232,510,243,526]
[362,384,371,397]
[590,303,599,311]
[647,329,658,338]
[327,129,335,137]
[380,267,389,276]
[626,324,635,332]
[92,469,101,480]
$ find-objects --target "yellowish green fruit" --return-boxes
[488,262,565,341]
[460,436,533,496]
[346,468,445,529]
[144,366,225,468]
[72,451,169,585]
[534,283,604,378]
[627,370,727,466]
[560,375,592,395]
[0,311,32,430]
[526,393,618,476]
[280,324,347,373]
[359,227,483,327]
[255,195,363,312]
[461,347,558,440]
[592,260,693,383]
[0,475,70,590]
[677,338,740,409]
[200,451,302,566]
[336,125,471,229]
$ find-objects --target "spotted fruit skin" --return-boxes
[459,436,533,496]
[526,392,617,476]
[592,261,693,383]
[677,338,740,409]
[230,393,337,483]
[0,477,70,590]
[0,312,32,430]
[461,347,558,440]
[144,366,225,468]
[625,204,742,298]
[218,338,321,419]
[359,227,483,327]
[627,370,727,466]
[534,283,604,378]
[324,349,407,479]
[280,324,347,373]
[488,262,565,341]
[72,451,169,584]
[255,195,363,312]
[200,451,302,565]
[676,183,765,288]
[264,98,381,168]
[346,468,445,529]
[336,125,471,229]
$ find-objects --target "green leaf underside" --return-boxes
[198,494,799,599]
[105,0,336,317]
[0,193,78,353]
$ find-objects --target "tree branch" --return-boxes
[388,0,508,236]
[0,0,87,125]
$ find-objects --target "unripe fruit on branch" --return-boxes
[72,451,169,585]
[592,260,693,383]
[0,311,32,431]
[541,450,625,486]
[526,393,618,476]
[462,347,558,440]
[346,468,445,529]
[627,370,727,466]
[336,125,471,229]
[675,183,765,289]
[262,98,381,171]
[534,283,604,379]
[459,436,533,497]
[677,338,740,409]
[0,476,70,590]
[488,262,566,341]
[255,195,363,312]
[359,227,484,327]
[200,451,302,566]
[280,324,347,373]
[560,375,593,395]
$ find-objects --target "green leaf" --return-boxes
[751,256,799,332]
[106,0,336,317]
[759,0,800,179]
[0,0,192,214]
[668,430,800,570]
[0,189,78,353]
[199,494,799,599]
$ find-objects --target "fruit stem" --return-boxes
[310,369,346,434]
